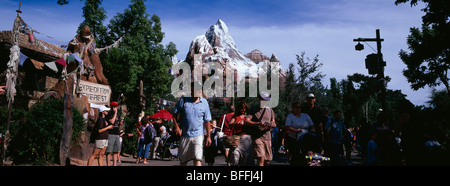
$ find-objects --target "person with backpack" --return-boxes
[150,118,163,160]
[244,91,277,166]
[136,116,153,164]
[87,105,114,166]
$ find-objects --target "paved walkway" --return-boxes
[93,150,364,166]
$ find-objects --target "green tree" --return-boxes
[296,51,325,99]
[285,51,325,103]
[101,0,178,117]
[276,52,325,127]
[428,89,450,121]
[321,77,343,113]
[341,73,384,126]
[396,0,450,94]
[338,73,411,127]
[283,63,297,103]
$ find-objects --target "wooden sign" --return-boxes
[79,80,111,105]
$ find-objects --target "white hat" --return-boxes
[259,91,271,101]
[99,105,110,112]
[307,93,315,98]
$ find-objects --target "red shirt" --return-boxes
[232,115,247,135]
[219,113,234,136]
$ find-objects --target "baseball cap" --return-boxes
[110,101,120,107]
[307,93,315,98]
[259,91,271,101]
[99,105,111,112]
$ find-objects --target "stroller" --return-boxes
[159,134,180,161]
[297,132,330,166]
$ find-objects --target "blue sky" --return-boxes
[0,0,440,106]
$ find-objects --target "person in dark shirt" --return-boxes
[106,101,121,166]
[302,94,324,143]
[87,106,113,166]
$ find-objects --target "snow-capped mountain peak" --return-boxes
[184,19,285,81]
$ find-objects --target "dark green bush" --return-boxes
[120,116,138,156]
[4,98,84,165]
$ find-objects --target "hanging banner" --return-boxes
[79,80,111,105]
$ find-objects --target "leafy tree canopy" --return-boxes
[396,0,450,94]
[101,0,178,116]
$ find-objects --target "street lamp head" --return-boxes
[355,42,364,51]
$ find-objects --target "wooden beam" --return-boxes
[60,75,74,166]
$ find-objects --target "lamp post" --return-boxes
[353,29,387,113]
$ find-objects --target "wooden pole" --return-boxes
[60,75,74,166]
[2,2,22,166]
[375,29,387,113]
[139,80,144,113]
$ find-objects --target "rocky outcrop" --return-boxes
[185,19,252,66]
[270,54,280,62]
[185,35,215,66]
[245,49,270,64]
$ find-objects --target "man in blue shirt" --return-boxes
[173,81,212,166]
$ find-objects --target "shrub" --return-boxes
[6,98,84,165]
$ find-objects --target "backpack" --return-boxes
[144,124,157,144]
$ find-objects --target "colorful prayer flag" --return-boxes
[19,52,28,66]
[56,58,67,66]
[45,62,58,73]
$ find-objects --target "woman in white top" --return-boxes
[284,100,315,165]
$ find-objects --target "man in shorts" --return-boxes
[106,101,121,166]
[173,81,212,166]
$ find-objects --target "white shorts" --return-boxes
[95,139,108,149]
[178,135,204,164]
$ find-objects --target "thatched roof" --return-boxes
[0,30,65,62]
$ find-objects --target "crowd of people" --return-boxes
[86,82,445,166]
[167,85,423,166]
[88,101,127,166]
[135,115,167,165]
[88,100,170,166]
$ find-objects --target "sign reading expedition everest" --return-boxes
[79,80,111,105]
